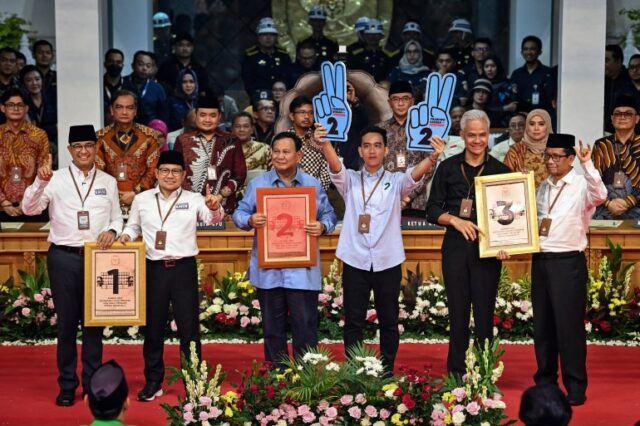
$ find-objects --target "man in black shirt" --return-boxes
[510,36,553,114]
[426,109,510,376]
[156,33,210,94]
[296,5,338,62]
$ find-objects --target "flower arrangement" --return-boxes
[493,270,533,340]
[162,341,512,425]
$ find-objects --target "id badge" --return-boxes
[539,217,552,236]
[155,230,167,250]
[358,214,371,234]
[459,198,473,218]
[531,92,540,105]
[10,166,22,183]
[77,211,90,230]
[207,166,218,181]
[395,153,406,169]
[613,171,625,189]
[117,161,127,181]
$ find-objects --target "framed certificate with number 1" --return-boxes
[256,187,317,269]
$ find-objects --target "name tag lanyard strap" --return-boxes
[546,182,567,218]
[360,170,386,212]
[155,191,182,231]
[460,162,486,201]
[69,167,97,209]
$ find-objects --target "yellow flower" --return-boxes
[382,383,398,391]
[224,406,234,417]
[222,391,238,402]
[443,392,456,404]
[391,413,403,425]
[276,374,285,381]
[445,414,452,424]
[292,374,300,383]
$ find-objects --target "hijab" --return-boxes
[398,40,430,74]
[522,108,553,154]
[174,68,200,103]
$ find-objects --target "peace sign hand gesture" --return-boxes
[204,184,222,211]
[313,61,352,142]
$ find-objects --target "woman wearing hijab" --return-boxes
[482,55,517,128]
[166,68,199,131]
[387,40,431,87]
[504,108,554,188]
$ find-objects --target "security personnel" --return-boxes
[296,5,338,61]
[22,124,123,406]
[346,16,370,56]
[120,150,224,402]
[399,20,435,68]
[241,17,292,102]
[348,19,395,82]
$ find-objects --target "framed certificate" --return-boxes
[256,187,317,268]
[475,172,540,258]
[84,241,146,326]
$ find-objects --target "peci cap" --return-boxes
[402,21,422,34]
[449,18,472,34]
[546,133,575,149]
[68,125,97,144]
[256,17,278,35]
[153,12,171,29]
[388,80,413,96]
[472,78,493,94]
[612,94,638,112]
[308,5,327,21]
[196,95,220,110]
[157,150,185,168]
[364,19,384,35]
[87,361,128,416]
[354,16,370,33]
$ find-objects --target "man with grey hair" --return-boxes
[426,109,510,376]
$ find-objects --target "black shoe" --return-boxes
[56,390,75,407]
[567,394,587,406]
[137,381,163,401]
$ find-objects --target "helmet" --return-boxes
[363,19,384,35]
[308,5,328,21]
[153,12,171,29]
[449,18,472,34]
[402,21,422,35]
[354,16,370,33]
[257,17,278,35]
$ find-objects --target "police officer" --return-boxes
[119,150,224,402]
[348,19,395,82]
[346,16,370,56]
[241,17,292,102]
[22,124,123,406]
[296,5,338,62]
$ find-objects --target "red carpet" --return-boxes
[0,343,638,425]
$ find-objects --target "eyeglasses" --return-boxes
[389,95,413,104]
[70,142,96,152]
[543,153,569,162]
[629,64,640,70]
[612,111,636,119]
[158,168,183,176]
[293,110,313,116]
[4,102,26,110]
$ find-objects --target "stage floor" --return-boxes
[0,342,638,425]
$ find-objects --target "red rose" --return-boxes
[493,315,502,325]
[502,318,513,329]
[236,399,246,410]
[600,320,612,332]
[250,384,259,394]
[279,381,286,389]
[394,388,403,396]
[421,392,430,400]
[215,313,227,323]
[402,394,416,410]
[266,385,275,398]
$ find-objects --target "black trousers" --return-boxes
[144,257,200,384]
[256,287,319,369]
[442,235,501,375]
[342,263,402,374]
[532,251,588,397]
[47,245,103,393]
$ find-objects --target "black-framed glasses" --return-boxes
[4,102,26,110]
[158,168,183,176]
[70,142,96,152]
[389,95,413,104]
[612,111,636,119]
[543,153,569,162]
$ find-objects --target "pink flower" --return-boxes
[34,294,44,303]
[398,324,405,334]
[452,404,465,413]
[47,299,55,309]
[348,406,362,419]
[199,396,212,406]
[21,307,31,317]
[483,398,495,409]
[364,405,378,417]
[366,309,377,322]
[340,394,354,406]
[49,315,57,326]
[318,293,330,303]
[379,408,390,419]
[520,300,532,311]
[398,308,408,319]
[240,316,251,328]
[239,305,250,315]
[355,393,366,404]
[183,411,194,422]
[452,387,466,401]
[36,312,46,323]
[41,288,52,296]
[317,400,329,410]
[466,401,480,415]
[323,284,334,293]
[319,416,331,426]
[170,320,178,332]
[325,406,338,419]
[297,405,311,416]
[332,295,343,307]
[228,309,238,319]
[302,412,316,423]
[209,407,222,418]
[250,316,260,325]
[183,403,194,412]
[199,411,210,421]
[252,299,261,309]
[12,298,24,308]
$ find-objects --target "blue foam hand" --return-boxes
[313,61,352,142]
[406,72,456,152]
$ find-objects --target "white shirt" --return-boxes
[22,163,123,247]
[489,137,518,162]
[122,187,224,260]
[330,165,423,272]
[536,160,607,252]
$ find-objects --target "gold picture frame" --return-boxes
[475,171,540,258]
[84,241,146,326]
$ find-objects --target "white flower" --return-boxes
[585,322,592,332]
[228,292,237,300]
[213,297,224,305]
[103,327,113,338]
[211,304,222,314]
[302,352,329,365]
[325,362,340,372]
[452,411,466,425]
[127,326,139,337]
[396,403,407,414]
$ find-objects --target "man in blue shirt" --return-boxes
[316,124,443,375]
[233,131,336,367]
[123,51,168,125]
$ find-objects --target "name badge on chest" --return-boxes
[155,230,167,250]
[117,161,127,181]
[358,214,371,234]
[459,198,473,218]
[207,166,218,181]
[613,171,625,189]
[395,153,406,169]
[10,166,22,183]
[77,211,90,230]
[539,218,552,237]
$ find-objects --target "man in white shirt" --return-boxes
[316,124,443,374]
[22,124,123,407]
[119,150,224,402]
[532,133,606,406]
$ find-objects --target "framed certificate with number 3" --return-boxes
[256,187,317,269]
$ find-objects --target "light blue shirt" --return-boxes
[330,165,422,272]
[232,168,337,290]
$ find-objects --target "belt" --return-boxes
[148,256,194,269]
[51,244,84,256]
[533,250,583,260]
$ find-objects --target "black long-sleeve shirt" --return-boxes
[426,150,510,237]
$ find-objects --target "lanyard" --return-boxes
[460,162,485,199]
[199,135,215,160]
[155,190,182,231]
[360,170,385,210]
[546,182,567,217]
[69,167,97,209]
[140,79,149,98]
